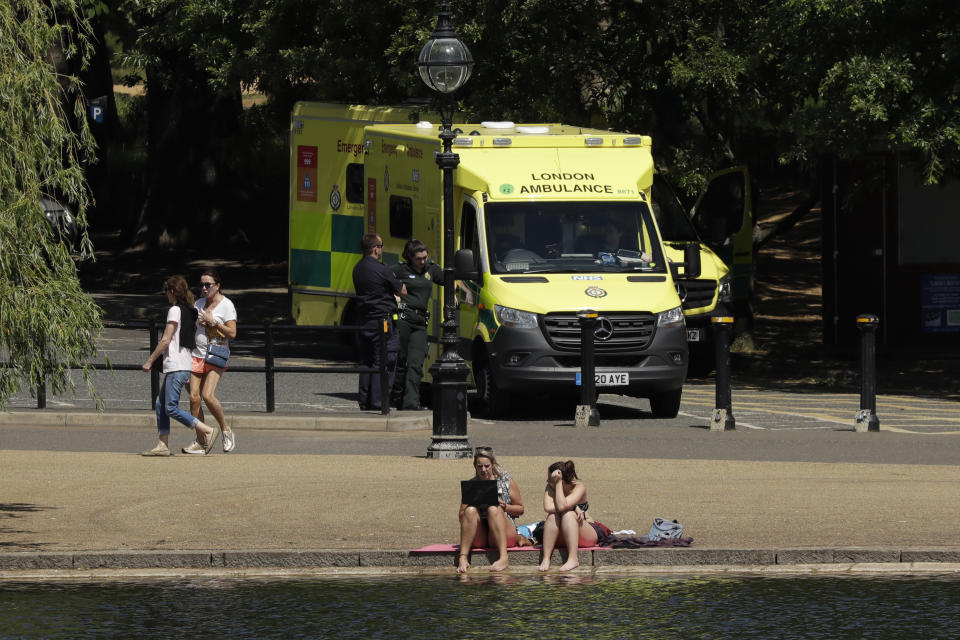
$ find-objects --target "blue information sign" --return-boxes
[921,274,960,333]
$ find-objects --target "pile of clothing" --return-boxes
[516,517,693,548]
[598,517,693,548]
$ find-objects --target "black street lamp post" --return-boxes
[418,1,474,459]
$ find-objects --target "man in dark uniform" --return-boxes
[352,233,406,411]
[391,239,444,410]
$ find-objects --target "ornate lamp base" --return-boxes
[427,358,471,459]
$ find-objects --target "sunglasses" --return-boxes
[200,282,217,288]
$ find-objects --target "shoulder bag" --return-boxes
[204,343,230,368]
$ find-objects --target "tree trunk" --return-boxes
[133,64,244,250]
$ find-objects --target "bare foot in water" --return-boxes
[559,558,580,572]
[457,555,470,573]
[490,558,508,572]
[538,559,551,572]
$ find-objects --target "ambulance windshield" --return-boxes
[484,201,666,275]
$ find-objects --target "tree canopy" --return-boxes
[51,0,960,249]
[15,0,960,247]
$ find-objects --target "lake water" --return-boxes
[2,573,959,638]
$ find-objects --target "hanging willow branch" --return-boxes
[0,0,103,409]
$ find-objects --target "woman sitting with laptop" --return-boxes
[538,459,599,572]
[457,446,524,573]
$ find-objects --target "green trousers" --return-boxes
[392,317,429,409]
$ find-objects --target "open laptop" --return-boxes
[460,480,499,508]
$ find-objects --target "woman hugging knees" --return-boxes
[457,446,524,573]
[539,460,599,572]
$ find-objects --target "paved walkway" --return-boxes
[2,400,959,576]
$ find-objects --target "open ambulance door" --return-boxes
[456,197,484,368]
[423,195,484,388]
[691,166,754,313]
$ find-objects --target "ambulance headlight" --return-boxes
[657,306,685,329]
[718,275,733,303]
[495,305,538,329]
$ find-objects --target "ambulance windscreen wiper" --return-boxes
[514,266,571,274]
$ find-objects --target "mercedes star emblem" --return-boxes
[593,317,614,341]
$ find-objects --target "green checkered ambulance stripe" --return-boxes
[290,214,365,288]
[330,214,365,254]
[479,307,497,337]
[290,249,332,288]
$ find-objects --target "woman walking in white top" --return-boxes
[184,269,238,454]
[141,275,216,456]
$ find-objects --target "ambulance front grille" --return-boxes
[676,278,717,311]
[541,312,656,352]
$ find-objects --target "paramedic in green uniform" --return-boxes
[391,239,444,410]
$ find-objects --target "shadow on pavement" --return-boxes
[0,503,56,550]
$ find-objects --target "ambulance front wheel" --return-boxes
[649,389,682,419]
[475,357,513,419]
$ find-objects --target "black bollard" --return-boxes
[34,332,46,409]
[855,314,880,432]
[710,315,735,431]
[575,311,600,427]
[265,321,275,413]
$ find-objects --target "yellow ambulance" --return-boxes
[652,168,754,373]
[288,103,701,417]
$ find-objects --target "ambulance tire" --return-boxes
[475,358,513,418]
[649,389,682,419]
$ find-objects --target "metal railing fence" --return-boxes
[25,318,391,414]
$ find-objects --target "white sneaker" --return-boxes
[182,441,205,455]
[222,430,235,453]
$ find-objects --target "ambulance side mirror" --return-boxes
[672,243,701,279]
[454,248,481,284]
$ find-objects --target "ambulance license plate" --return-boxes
[686,328,701,342]
[594,372,629,386]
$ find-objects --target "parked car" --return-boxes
[41,198,79,248]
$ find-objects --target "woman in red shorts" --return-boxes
[184,270,238,455]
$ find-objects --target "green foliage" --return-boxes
[0,0,103,409]
[101,0,960,242]
[117,0,253,93]
[585,0,960,191]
